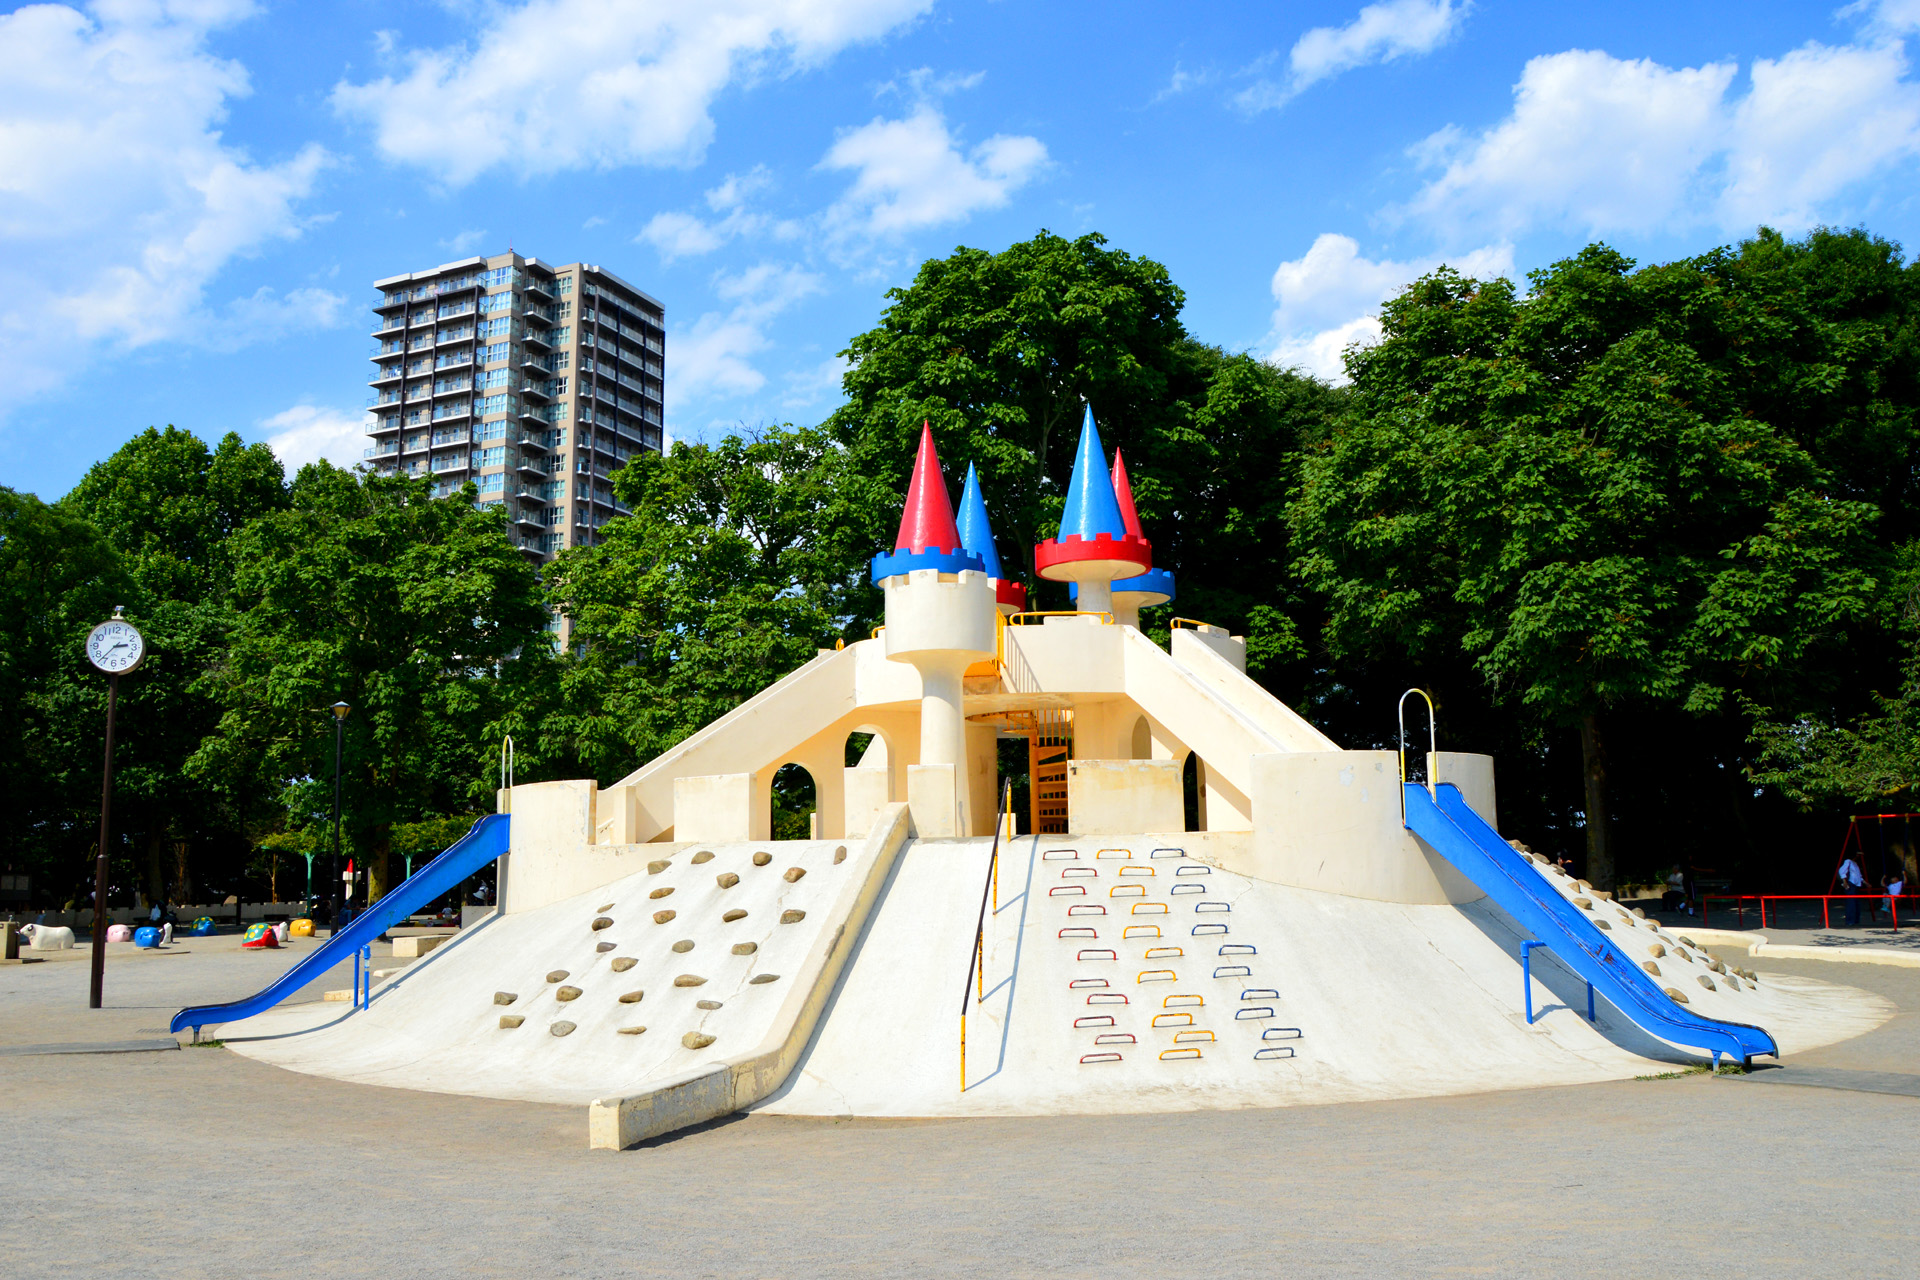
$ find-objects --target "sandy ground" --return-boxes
[2,929,1917,1278]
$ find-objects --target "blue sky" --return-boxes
[6,0,1920,500]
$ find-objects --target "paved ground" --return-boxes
[2,933,1917,1278]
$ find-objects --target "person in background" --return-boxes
[1662,866,1687,913]
[1885,869,1906,922]
[1838,852,1866,926]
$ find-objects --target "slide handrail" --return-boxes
[1397,687,1437,824]
[1405,783,1776,1065]
[959,780,1013,1091]
[169,813,511,1035]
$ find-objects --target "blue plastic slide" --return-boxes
[170,813,510,1035]
[1403,783,1777,1065]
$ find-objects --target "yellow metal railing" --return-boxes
[1169,617,1220,632]
[961,779,1015,1092]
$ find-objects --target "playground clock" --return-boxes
[85,612,146,675]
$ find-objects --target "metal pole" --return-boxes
[88,673,119,1010]
[331,710,345,934]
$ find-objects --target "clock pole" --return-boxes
[88,668,119,1010]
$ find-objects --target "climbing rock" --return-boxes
[551,1021,576,1037]
[1593,919,1612,931]
[556,986,582,1002]
[1710,960,1726,974]
[722,909,747,922]
[696,999,722,1010]
[752,852,772,867]
[494,991,518,1005]
[672,939,695,954]
[691,851,715,864]
[750,973,780,985]
[1632,907,1646,918]
[649,887,674,899]
[653,910,676,925]
[783,867,807,883]
[617,1025,647,1036]
[1726,976,1743,991]
[591,916,614,931]
[1648,943,1666,958]
[596,941,616,953]
[1697,974,1717,991]
[780,909,806,924]
[597,903,615,913]
[674,974,707,987]
[716,872,740,889]
[732,942,758,955]
[834,846,848,864]
[619,990,644,1004]
[1576,879,1592,891]
[1573,897,1593,909]
[1665,987,1690,1004]
[546,970,568,983]
[1642,961,1661,976]
[1675,949,1694,963]
[1679,935,1698,948]
[611,957,638,973]
[647,860,670,875]
[682,1032,716,1050]
[499,1015,524,1029]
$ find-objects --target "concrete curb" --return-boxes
[1670,928,1920,969]
[587,802,915,1149]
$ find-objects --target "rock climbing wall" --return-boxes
[759,833,1893,1119]
[222,832,892,1105]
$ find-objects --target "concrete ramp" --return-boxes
[220,805,912,1146]
[761,833,1889,1119]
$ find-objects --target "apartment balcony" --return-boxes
[514,455,549,478]
[523,277,554,299]
[410,311,435,328]
[370,366,403,387]
[434,351,473,370]
[371,340,407,359]
[372,316,406,336]
[431,403,472,423]
[368,391,403,407]
[521,326,552,350]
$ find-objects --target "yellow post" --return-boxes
[960,1011,967,1091]
[975,929,985,1002]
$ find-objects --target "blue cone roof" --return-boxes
[1056,405,1128,542]
[956,463,1007,580]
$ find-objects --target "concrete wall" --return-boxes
[674,774,755,843]
[1236,750,1487,905]
[1065,759,1183,835]
[907,764,959,838]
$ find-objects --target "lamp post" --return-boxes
[329,702,350,936]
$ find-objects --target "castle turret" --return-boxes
[1072,448,1175,627]
[871,423,996,835]
[1033,406,1151,617]
[958,462,1027,617]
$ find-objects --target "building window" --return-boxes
[481,447,506,468]
[478,472,504,492]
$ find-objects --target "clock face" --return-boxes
[85,619,146,674]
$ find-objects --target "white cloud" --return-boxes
[780,353,849,409]
[821,106,1048,238]
[0,1,329,409]
[333,0,934,186]
[260,404,367,473]
[438,228,489,254]
[1403,43,1920,239]
[669,263,823,400]
[1266,233,1513,383]
[1847,0,1920,36]
[638,166,794,261]
[1239,0,1468,111]
[213,286,349,350]
[1723,40,1920,228]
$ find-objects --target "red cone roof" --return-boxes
[894,422,963,555]
[1111,449,1146,543]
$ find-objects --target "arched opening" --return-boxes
[771,763,819,841]
[1182,752,1205,832]
[846,729,887,769]
[1130,716,1152,761]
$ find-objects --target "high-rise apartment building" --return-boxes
[365,251,666,561]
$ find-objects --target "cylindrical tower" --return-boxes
[1070,448,1175,627]
[871,424,995,835]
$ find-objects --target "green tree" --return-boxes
[829,229,1339,668]
[0,488,131,900]
[541,427,846,782]
[62,427,289,903]
[1291,243,1887,889]
[192,464,549,902]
